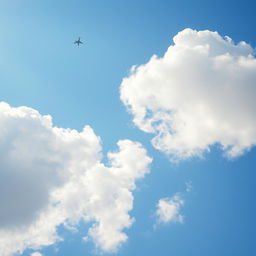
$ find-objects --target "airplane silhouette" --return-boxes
[74,37,83,46]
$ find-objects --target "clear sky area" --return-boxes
[0,1,255,256]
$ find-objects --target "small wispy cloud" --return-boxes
[185,181,193,193]
[30,252,43,256]
[156,194,184,224]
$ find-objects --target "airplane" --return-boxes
[74,37,83,46]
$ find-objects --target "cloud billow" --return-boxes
[0,102,152,256]
[120,28,256,160]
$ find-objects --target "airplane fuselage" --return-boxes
[74,37,83,46]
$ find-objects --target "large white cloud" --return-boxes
[120,28,256,160]
[0,102,152,256]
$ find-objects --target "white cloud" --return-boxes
[0,102,152,256]
[31,252,43,256]
[120,28,256,161]
[185,181,193,193]
[156,194,184,224]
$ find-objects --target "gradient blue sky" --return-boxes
[0,1,255,256]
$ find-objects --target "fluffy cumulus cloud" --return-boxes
[0,102,152,256]
[120,28,256,160]
[156,194,184,224]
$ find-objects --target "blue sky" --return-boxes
[0,1,255,256]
